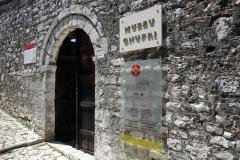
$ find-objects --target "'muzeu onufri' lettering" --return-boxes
[123,31,157,43]
[123,18,157,44]
[125,19,155,31]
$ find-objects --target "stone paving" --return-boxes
[0,142,69,160]
[0,141,94,160]
[0,109,43,153]
[0,108,94,160]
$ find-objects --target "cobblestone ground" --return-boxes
[0,142,69,160]
[0,109,94,160]
[0,109,43,152]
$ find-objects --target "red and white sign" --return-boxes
[131,64,141,77]
[24,43,37,65]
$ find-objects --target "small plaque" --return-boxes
[24,43,37,65]
[120,5,162,53]
[121,59,162,133]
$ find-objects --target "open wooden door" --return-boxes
[55,29,95,154]
[55,32,77,141]
[77,29,95,154]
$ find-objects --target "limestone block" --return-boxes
[49,18,59,32]
[63,16,69,30]
[49,34,55,47]
[110,45,117,52]
[75,16,86,30]
[45,122,55,132]
[50,46,60,60]
[58,8,70,21]
[53,38,62,48]
[61,148,79,158]
[215,17,233,41]
[223,132,233,140]
[45,76,56,87]
[83,20,94,35]
[40,15,48,22]
[204,123,223,135]
[71,15,79,27]
[1,73,4,81]
[175,8,182,19]
[174,119,186,128]
[210,136,229,148]
[37,23,44,32]
[178,130,188,139]
[237,140,240,151]
[55,31,68,45]
[167,138,182,151]
[53,26,61,39]
[215,151,234,160]
[216,115,226,123]
[169,150,191,160]
[110,58,124,67]
[181,85,189,95]
[102,38,108,54]
[181,41,196,49]
[46,65,57,73]
[190,102,209,112]
[82,6,98,25]
[169,74,180,82]
[88,28,100,47]
[119,4,126,13]
[96,21,103,36]
[46,42,53,56]
[32,7,39,15]
[215,76,239,93]
[58,20,65,33]
[131,0,143,10]
[69,5,83,14]
[166,112,173,123]
[166,102,181,110]
[186,143,210,158]
[68,15,74,27]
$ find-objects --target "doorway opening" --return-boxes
[55,29,95,154]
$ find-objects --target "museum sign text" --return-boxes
[120,4,162,53]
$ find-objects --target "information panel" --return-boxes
[23,43,37,65]
[121,59,162,133]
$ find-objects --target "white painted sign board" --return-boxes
[121,59,162,133]
[120,4,162,53]
[24,43,37,65]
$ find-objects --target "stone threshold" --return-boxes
[47,141,94,160]
[0,138,43,154]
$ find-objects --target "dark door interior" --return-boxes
[55,29,95,154]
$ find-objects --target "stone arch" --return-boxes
[39,5,104,66]
[41,5,106,141]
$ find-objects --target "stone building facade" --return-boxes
[0,0,240,159]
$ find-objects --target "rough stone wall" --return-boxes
[0,0,51,138]
[163,0,240,159]
[0,0,240,160]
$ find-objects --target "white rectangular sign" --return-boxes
[24,43,37,65]
[120,4,162,53]
[121,59,162,133]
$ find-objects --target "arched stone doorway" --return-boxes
[55,29,95,154]
[40,6,106,156]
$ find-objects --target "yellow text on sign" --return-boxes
[120,134,162,152]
